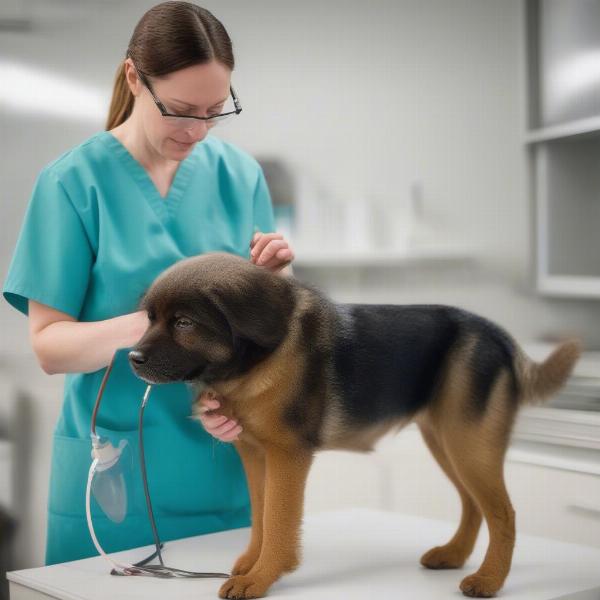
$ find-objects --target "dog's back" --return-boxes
[330,303,512,421]
[314,299,580,450]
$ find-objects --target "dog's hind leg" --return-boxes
[418,422,482,569]
[230,440,266,576]
[438,370,517,598]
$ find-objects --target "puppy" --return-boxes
[129,252,581,599]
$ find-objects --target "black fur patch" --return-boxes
[283,309,328,449]
[331,304,462,424]
[465,315,520,416]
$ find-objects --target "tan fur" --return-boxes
[412,336,519,596]
[515,338,582,404]
[207,289,313,450]
[320,408,409,452]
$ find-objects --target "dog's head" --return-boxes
[129,252,296,385]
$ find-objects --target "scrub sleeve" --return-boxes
[2,132,277,565]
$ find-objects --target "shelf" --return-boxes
[525,115,600,144]
[537,275,600,299]
[292,245,474,268]
[508,439,600,476]
[512,406,600,454]
[533,137,600,299]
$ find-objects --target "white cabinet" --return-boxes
[505,458,600,549]
[525,1,600,298]
[305,422,600,549]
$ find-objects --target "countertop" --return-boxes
[7,508,600,599]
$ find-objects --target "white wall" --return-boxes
[220,0,529,271]
[1,0,599,570]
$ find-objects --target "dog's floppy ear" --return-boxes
[208,270,296,351]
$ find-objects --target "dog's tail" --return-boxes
[517,338,582,404]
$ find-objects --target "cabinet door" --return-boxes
[505,460,600,549]
[537,0,600,127]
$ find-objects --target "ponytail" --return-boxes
[105,61,135,131]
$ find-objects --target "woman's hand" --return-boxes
[250,231,294,272]
[196,390,243,442]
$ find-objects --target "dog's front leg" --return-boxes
[230,440,266,576]
[219,444,313,599]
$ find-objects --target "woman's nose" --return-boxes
[183,120,209,140]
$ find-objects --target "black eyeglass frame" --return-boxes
[129,59,242,123]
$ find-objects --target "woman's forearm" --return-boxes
[35,311,149,375]
[35,260,292,375]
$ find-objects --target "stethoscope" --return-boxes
[85,349,230,578]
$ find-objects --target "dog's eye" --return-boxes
[175,318,194,329]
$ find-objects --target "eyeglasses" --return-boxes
[86,350,231,579]
[130,59,242,129]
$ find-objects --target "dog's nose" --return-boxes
[128,350,147,365]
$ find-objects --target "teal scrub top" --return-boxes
[2,130,276,566]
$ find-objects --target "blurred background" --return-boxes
[1,0,600,593]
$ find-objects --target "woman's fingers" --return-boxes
[219,425,243,442]
[250,233,284,263]
[196,391,242,442]
[202,413,228,428]
[256,240,289,266]
[250,231,263,249]
[261,248,294,271]
[199,410,243,441]
[206,418,243,442]
[211,419,241,437]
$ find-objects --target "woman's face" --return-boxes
[125,59,232,160]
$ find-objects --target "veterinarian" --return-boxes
[2,1,292,565]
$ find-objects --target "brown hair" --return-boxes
[105,1,235,130]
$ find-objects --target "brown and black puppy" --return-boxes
[129,252,582,600]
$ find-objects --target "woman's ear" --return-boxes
[209,269,296,351]
[123,59,142,97]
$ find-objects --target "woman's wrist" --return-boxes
[109,310,149,348]
[121,310,150,348]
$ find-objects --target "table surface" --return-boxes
[7,508,600,600]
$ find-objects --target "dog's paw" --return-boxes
[231,551,259,576]
[420,544,467,569]
[460,573,502,597]
[218,573,270,599]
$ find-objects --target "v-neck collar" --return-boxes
[99,130,199,222]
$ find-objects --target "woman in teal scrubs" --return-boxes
[2,2,293,566]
